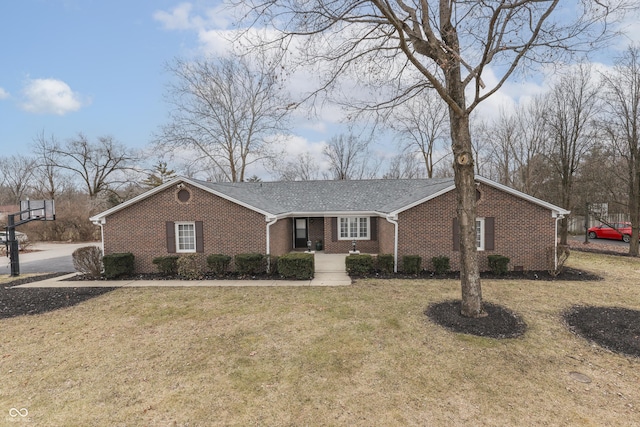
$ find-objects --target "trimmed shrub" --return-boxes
[177,253,205,280]
[207,254,232,276]
[346,254,373,276]
[235,253,265,275]
[267,255,279,275]
[488,254,510,275]
[546,245,570,277]
[278,253,314,279]
[376,254,394,274]
[152,256,179,275]
[72,246,103,278]
[431,256,450,275]
[103,252,134,279]
[402,255,422,274]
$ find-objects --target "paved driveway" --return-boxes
[0,242,99,275]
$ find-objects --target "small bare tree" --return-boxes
[0,155,36,204]
[323,133,377,180]
[154,54,291,182]
[271,152,321,181]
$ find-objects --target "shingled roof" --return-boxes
[190,177,455,215]
[90,176,570,223]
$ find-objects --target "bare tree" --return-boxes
[512,99,549,198]
[383,152,425,179]
[32,131,74,200]
[390,92,449,178]
[241,0,631,317]
[34,132,139,201]
[484,108,521,187]
[323,133,375,180]
[600,45,640,255]
[543,64,601,245]
[154,54,291,182]
[0,155,36,204]
[271,152,321,181]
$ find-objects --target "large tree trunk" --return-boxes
[450,111,484,318]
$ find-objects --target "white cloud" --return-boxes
[0,87,9,99]
[154,2,234,32]
[153,3,196,30]
[21,78,85,115]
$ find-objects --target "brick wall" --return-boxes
[102,183,267,273]
[378,217,396,256]
[269,218,291,256]
[397,184,556,272]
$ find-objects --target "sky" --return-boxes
[1,1,639,179]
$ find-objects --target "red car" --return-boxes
[587,222,634,243]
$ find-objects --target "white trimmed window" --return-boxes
[339,217,370,240]
[175,222,196,253]
[476,218,485,251]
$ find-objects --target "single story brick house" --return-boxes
[89,176,569,273]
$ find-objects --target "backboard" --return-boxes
[20,200,55,221]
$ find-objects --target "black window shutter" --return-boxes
[485,217,495,251]
[195,221,204,253]
[166,221,176,253]
[370,217,377,241]
[331,217,338,242]
[453,217,460,251]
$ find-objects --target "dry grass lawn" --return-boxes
[1,251,639,426]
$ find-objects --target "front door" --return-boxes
[294,218,308,249]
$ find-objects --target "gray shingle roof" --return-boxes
[191,178,455,215]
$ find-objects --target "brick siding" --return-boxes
[268,218,291,257]
[103,183,266,273]
[397,183,555,272]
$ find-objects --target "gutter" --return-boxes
[386,215,399,273]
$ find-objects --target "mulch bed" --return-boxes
[564,306,640,358]
[358,266,602,281]
[425,300,527,339]
[1,273,116,320]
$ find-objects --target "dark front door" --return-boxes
[294,218,308,249]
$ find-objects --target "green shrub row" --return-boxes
[151,252,311,279]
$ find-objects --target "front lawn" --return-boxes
[1,251,638,425]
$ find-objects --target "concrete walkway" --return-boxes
[13,252,351,288]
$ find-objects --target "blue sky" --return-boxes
[0,0,200,156]
[1,1,639,178]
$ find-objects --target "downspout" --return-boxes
[266,216,278,273]
[92,219,105,255]
[554,213,564,271]
[386,215,399,273]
